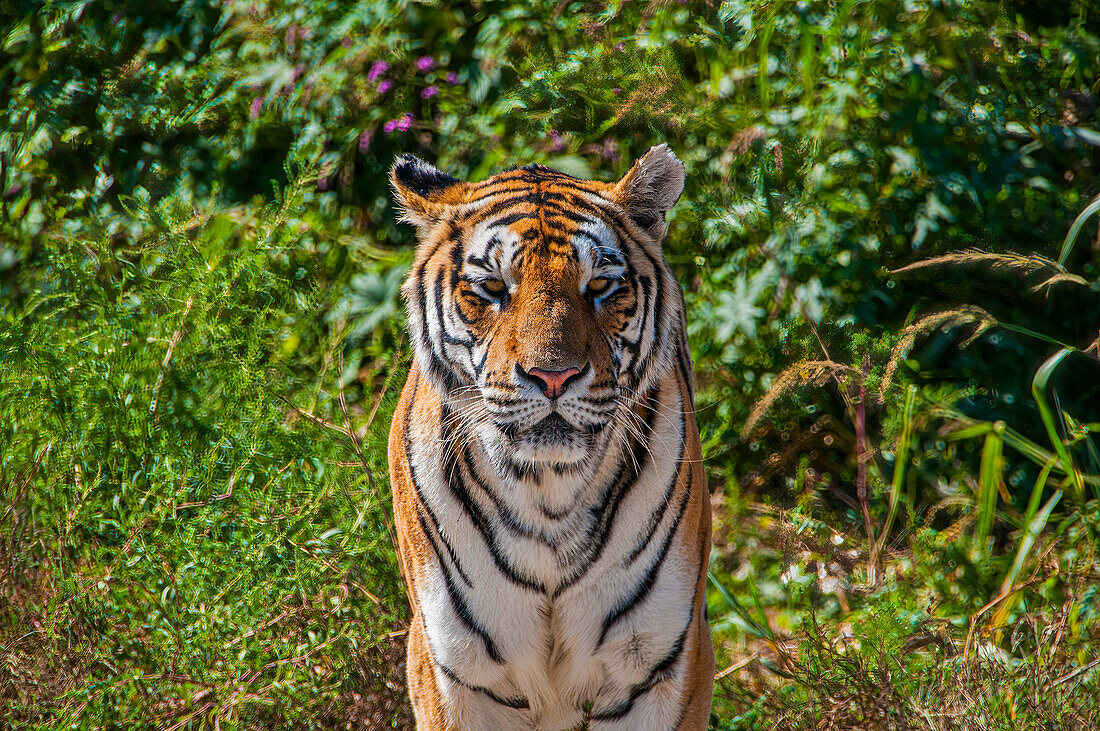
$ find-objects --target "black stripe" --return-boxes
[503,455,541,483]
[473,346,489,377]
[404,380,471,587]
[465,183,535,203]
[596,484,691,648]
[625,456,688,565]
[468,192,600,226]
[625,387,689,565]
[462,447,557,545]
[552,392,659,597]
[436,268,473,349]
[589,199,673,385]
[414,506,471,587]
[437,662,529,709]
[440,412,546,593]
[486,210,539,227]
[404,382,502,663]
[414,268,460,392]
[591,613,693,721]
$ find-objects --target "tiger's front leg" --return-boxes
[406,616,540,731]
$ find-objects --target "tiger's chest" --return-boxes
[403,376,696,726]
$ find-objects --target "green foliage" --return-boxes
[3,0,1100,728]
[1,183,411,727]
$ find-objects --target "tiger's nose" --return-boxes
[517,365,583,399]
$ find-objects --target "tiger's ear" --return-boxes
[610,144,685,239]
[390,154,468,232]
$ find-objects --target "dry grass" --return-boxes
[741,361,859,440]
[716,613,1100,731]
[879,306,997,401]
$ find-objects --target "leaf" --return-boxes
[1032,348,1084,505]
[976,421,1005,548]
[1058,192,1100,267]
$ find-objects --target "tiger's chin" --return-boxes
[491,413,605,469]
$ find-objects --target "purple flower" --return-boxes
[341,37,352,49]
[367,60,390,82]
[446,72,459,85]
[614,42,625,52]
[415,56,434,72]
[358,129,373,152]
[613,86,622,95]
[601,137,620,162]
[249,96,264,119]
[384,114,415,133]
[548,129,566,153]
[420,85,439,99]
[317,175,329,191]
[377,80,393,94]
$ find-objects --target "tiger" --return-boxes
[387,144,713,731]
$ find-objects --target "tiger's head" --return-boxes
[392,146,686,474]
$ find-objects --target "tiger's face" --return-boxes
[392,146,685,472]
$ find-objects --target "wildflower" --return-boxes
[384,114,415,133]
[249,96,264,119]
[612,86,621,95]
[367,60,390,82]
[548,129,566,153]
[446,72,459,85]
[584,137,620,162]
[415,56,434,72]
[358,130,373,152]
[377,80,393,94]
[420,85,439,99]
[614,42,625,52]
[601,137,620,162]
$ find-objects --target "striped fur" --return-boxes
[387,145,713,730]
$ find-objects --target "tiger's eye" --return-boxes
[587,277,611,295]
[482,278,506,295]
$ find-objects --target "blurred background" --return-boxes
[2,0,1099,728]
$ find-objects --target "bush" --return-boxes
[2,0,1099,728]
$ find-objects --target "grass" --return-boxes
[3,0,1100,727]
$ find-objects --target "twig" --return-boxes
[223,595,294,648]
[285,537,380,606]
[150,296,194,421]
[364,332,405,432]
[855,353,877,584]
[276,394,352,439]
[963,571,1048,660]
[337,352,399,557]
[1050,657,1100,688]
[715,654,759,681]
